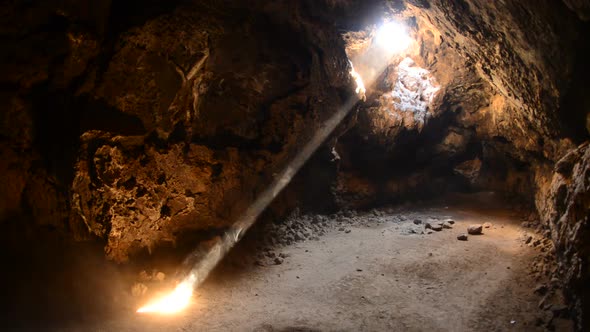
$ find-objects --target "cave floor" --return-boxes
[1,193,556,331]
[83,193,552,332]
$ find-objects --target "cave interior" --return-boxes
[1,0,589,330]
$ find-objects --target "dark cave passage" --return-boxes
[0,0,589,331]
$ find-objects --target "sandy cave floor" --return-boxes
[2,193,568,331]
[90,192,561,332]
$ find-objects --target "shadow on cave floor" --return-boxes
[0,237,136,330]
[0,224,267,330]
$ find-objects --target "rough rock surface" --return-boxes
[1,0,587,258]
[334,0,585,208]
[0,0,589,328]
[539,142,590,327]
[0,0,354,261]
[467,225,483,235]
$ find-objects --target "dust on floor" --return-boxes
[88,192,570,332]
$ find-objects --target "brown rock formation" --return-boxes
[539,142,590,326]
[1,0,589,327]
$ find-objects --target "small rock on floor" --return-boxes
[457,234,468,241]
[431,224,443,231]
[467,225,483,235]
[426,221,443,231]
[483,222,493,228]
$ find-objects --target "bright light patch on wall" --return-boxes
[389,57,440,123]
[375,22,412,54]
[349,61,366,101]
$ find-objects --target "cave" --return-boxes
[1,0,589,330]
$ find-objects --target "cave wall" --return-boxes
[329,0,590,326]
[538,142,590,326]
[1,0,590,326]
[329,0,589,210]
[0,0,354,261]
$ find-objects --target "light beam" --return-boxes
[137,88,361,315]
[135,22,408,313]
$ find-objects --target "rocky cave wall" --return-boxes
[329,0,590,326]
[331,0,589,209]
[0,0,355,262]
[1,0,590,327]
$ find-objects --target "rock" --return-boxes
[138,270,150,281]
[154,271,166,281]
[551,318,575,331]
[467,225,483,235]
[457,234,468,241]
[430,224,443,231]
[345,229,351,233]
[131,283,148,297]
[527,212,537,221]
[539,297,548,310]
[534,284,548,295]
[413,219,422,225]
[295,231,305,241]
[525,235,533,244]
[442,222,453,229]
[0,0,585,323]
[274,257,284,265]
[443,218,455,225]
[426,221,443,231]
[550,304,569,318]
[483,222,492,228]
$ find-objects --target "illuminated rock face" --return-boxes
[538,142,590,324]
[0,1,353,261]
[389,58,440,125]
[0,0,589,326]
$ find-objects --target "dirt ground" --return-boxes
[2,192,571,331]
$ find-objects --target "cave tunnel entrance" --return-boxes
[1,0,589,331]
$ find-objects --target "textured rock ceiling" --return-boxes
[0,0,589,326]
